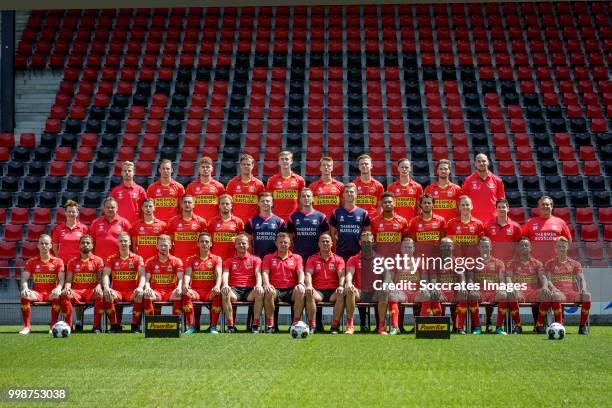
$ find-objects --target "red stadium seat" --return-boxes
[454,161,472,176]
[49,161,67,176]
[4,224,24,241]
[508,208,526,223]
[453,146,469,161]
[21,241,39,259]
[599,208,612,224]
[26,224,46,242]
[585,242,604,259]
[562,162,581,176]
[32,208,52,225]
[70,161,89,177]
[575,208,594,224]
[497,161,515,176]
[604,225,612,241]
[519,162,537,176]
[583,161,601,176]
[79,208,98,225]
[10,208,30,225]
[0,242,17,260]
[515,146,533,161]
[553,208,571,224]
[495,147,512,161]
[557,146,575,161]
[580,224,599,242]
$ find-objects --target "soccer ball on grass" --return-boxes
[547,322,565,340]
[52,321,71,338]
[290,321,309,339]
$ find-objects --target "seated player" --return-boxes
[445,196,484,258]
[536,237,591,335]
[469,237,506,335]
[304,234,346,334]
[221,234,264,333]
[142,235,185,320]
[506,237,550,334]
[261,233,306,333]
[19,235,65,335]
[183,233,222,334]
[102,232,146,333]
[60,235,105,333]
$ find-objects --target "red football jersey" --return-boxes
[146,179,185,223]
[545,257,581,294]
[507,258,543,290]
[346,253,362,290]
[225,176,266,222]
[484,217,522,260]
[423,182,463,221]
[476,256,506,284]
[309,178,345,219]
[370,214,409,257]
[445,216,485,246]
[25,256,65,293]
[223,253,262,287]
[51,222,89,264]
[105,252,144,292]
[522,215,572,261]
[266,172,306,221]
[166,214,209,262]
[262,251,303,288]
[306,252,345,290]
[145,255,183,291]
[461,171,505,224]
[185,179,225,220]
[67,255,104,290]
[407,214,446,243]
[130,218,167,262]
[110,182,147,225]
[353,177,384,218]
[90,216,132,262]
[387,178,423,221]
[185,254,222,291]
[208,215,245,260]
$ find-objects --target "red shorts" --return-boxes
[441,291,456,303]
[402,290,419,303]
[112,289,136,302]
[521,286,543,302]
[479,291,498,303]
[190,286,216,301]
[31,291,51,302]
[559,289,580,303]
[152,289,173,302]
[68,288,96,303]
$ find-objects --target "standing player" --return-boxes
[146,159,185,223]
[353,154,384,219]
[522,196,572,262]
[309,156,344,219]
[370,192,409,258]
[183,233,222,334]
[387,159,423,221]
[166,195,208,263]
[90,197,132,262]
[244,192,286,259]
[287,188,329,264]
[445,196,485,258]
[60,235,105,333]
[110,161,147,225]
[142,235,184,318]
[461,154,505,224]
[130,198,167,262]
[424,159,463,222]
[537,237,591,335]
[186,156,225,220]
[51,200,89,265]
[102,232,146,333]
[208,195,245,260]
[19,235,65,335]
[304,234,346,334]
[407,194,446,259]
[261,233,306,333]
[266,151,305,221]
[221,234,264,333]
[226,154,265,223]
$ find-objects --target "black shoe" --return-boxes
[535,326,546,334]
[399,326,407,334]
[330,326,339,334]
[406,327,416,334]
[227,326,237,333]
[93,327,102,334]
[251,325,260,334]
[309,326,317,334]
[74,323,83,333]
[485,324,493,334]
[579,325,590,335]
[512,326,522,335]
[130,324,142,334]
[266,326,277,334]
[109,325,119,334]
[455,328,466,335]
[360,325,370,333]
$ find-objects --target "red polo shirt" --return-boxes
[90,216,132,262]
[262,251,304,288]
[110,182,147,225]
[306,252,345,290]
[223,253,262,287]
[51,222,89,264]
[484,217,522,260]
[462,171,506,223]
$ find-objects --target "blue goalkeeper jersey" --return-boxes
[287,210,329,264]
[244,214,286,259]
[329,206,371,260]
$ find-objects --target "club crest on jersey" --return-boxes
[490,227,497,235]
[356,216,361,222]
[128,262,134,268]
[246,261,252,268]
[432,223,438,228]
[191,223,197,229]
[154,265,160,271]
[170,189,176,196]
[140,226,145,232]
[167,265,173,272]
[236,185,241,191]
[469,226,475,232]
[290,180,296,187]
[329,263,335,270]
[75,264,81,271]
[418,224,423,228]
[339,216,344,222]
[76,231,83,237]
[288,258,295,266]
[249,186,254,192]
[156,189,161,194]
[506,229,512,235]
[447,191,452,197]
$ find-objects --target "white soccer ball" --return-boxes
[290,321,309,339]
[52,321,71,338]
[547,322,565,340]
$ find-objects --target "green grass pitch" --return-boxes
[1,325,611,407]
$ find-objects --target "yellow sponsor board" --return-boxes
[273,190,299,199]
[73,273,97,284]
[195,195,219,205]
[356,195,376,205]
[174,232,198,241]
[418,323,449,331]
[233,194,258,204]
[147,322,178,330]
[153,274,175,284]
[435,199,456,209]
[32,274,56,284]
[113,271,137,281]
[313,195,340,205]
[154,197,178,207]
[214,232,236,243]
[451,235,478,244]
[513,275,536,284]
[137,236,158,246]
[376,232,402,243]
[416,231,440,241]
[395,197,417,207]
[192,270,215,281]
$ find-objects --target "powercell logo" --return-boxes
[144,315,181,338]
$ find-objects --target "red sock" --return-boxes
[252,317,260,326]
[182,295,194,327]
[470,301,481,327]
[308,319,316,327]
[456,302,467,329]
[347,317,354,327]
[51,298,61,327]
[172,300,182,315]
[267,316,274,327]
[389,302,399,327]
[496,301,507,328]
[132,301,143,325]
[21,298,31,328]
[60,295,73,327]
[332,319,339,327]
[536,302,550,327]
[420,302,431,316]
[509,301,521,327]
[580,301,591,326]
[552,302,563,324]
[93,297,104,329]
[143,298,154,316]
[106,299,117,325]
[292,316,300,324]
[210,295,221,327]
[431,302,442,316]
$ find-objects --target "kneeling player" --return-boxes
[183,233,222,334]
[537,237,591,334]
[61,235,105,333]
[305,234,346,334]
[102,232,146,333]
[262,233,306,333]
[19,235,65,335]
[221,234,264,333]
